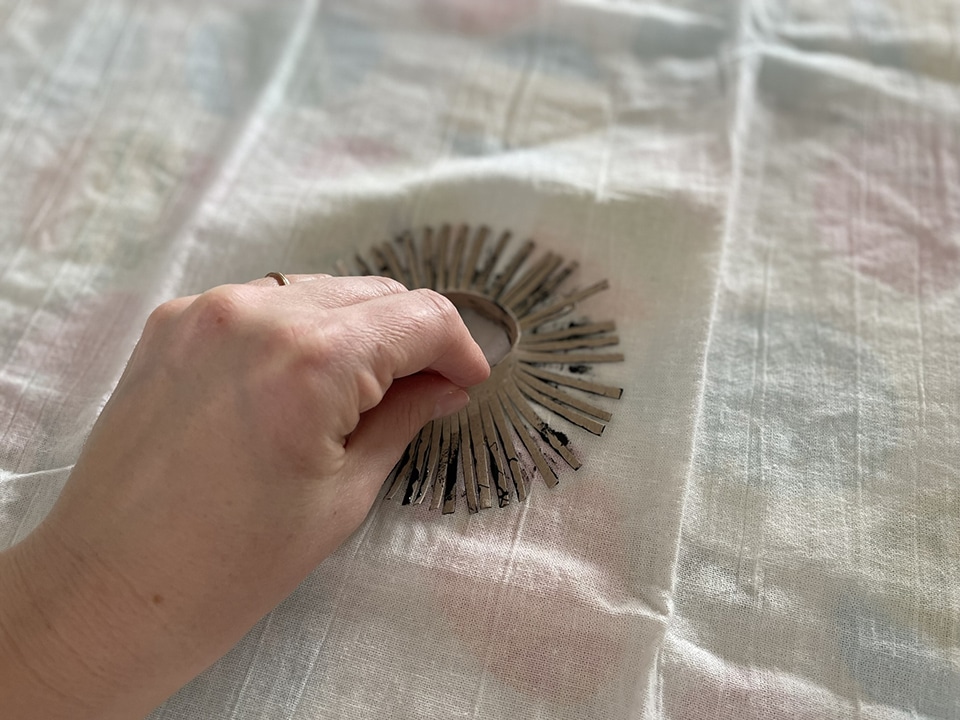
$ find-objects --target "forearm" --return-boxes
[0,529,171,720]
[0,275,488,719]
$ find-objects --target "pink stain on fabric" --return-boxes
[816,120,960,294]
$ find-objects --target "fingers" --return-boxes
[343,373,470,490]
[337,289,491,391]
[159,277,488,420]
[248,274,410,309]
[156,277,488,390]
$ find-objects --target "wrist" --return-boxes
[0,526,162,719]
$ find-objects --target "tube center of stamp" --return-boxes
[442,291,520,367]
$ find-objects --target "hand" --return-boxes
[0,275,489,719]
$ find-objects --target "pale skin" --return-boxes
[0,274,490,719]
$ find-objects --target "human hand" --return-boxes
[0,274,489,719]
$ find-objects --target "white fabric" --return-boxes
[1,1,958,718]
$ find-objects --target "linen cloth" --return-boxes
[1,1,958,718]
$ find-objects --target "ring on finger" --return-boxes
[264,272,291,287]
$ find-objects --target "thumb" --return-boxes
[344,373,470,483]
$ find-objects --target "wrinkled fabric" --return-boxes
[1,1,958,718]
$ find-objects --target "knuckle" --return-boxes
[410,288,459,328]
[368,276,408,296]
[144,299,181,331]
[191,285,251,330]
[139,297,199,368]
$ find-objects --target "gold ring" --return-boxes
[265,272,290,286]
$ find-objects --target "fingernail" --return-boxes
[431,388,470,420]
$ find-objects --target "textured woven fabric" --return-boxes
[1,1,958,718]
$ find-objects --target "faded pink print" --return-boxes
[816,119,960,295]
[664,659,829,720]
[22,135,95,253]
[24,133,215,257]
[298,136,402,179]
[0,289,140,473]
[420,0,539,35]
[428,479,639,704]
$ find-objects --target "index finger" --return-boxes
[335,288,490,390]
